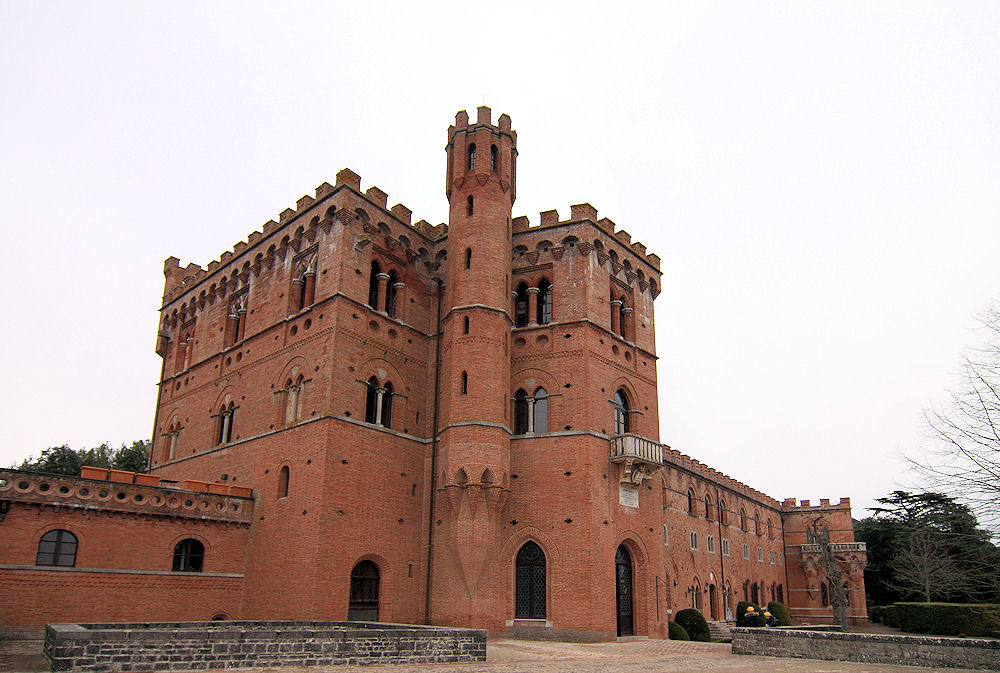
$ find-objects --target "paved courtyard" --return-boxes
[1,637,986,673]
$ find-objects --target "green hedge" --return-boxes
[894,602,1000,637]
[766,601,793,626]
[668,620,690,640]
[674,608,711,641]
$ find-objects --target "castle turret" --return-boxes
[430,107,516,628]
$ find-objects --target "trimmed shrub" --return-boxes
[668,620,690,640]
[736,601,763,627]
[868,605,884,624]
[674,608,711,641]
[894,602,1000,637]
[884,605,898,628]
[766,601,793,626]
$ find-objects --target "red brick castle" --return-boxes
[0,108,867,638]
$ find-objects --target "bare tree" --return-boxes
[915,302,1000,534]
[889,530,974,602]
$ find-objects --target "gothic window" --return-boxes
[467,195,474,216]
[754,512,761,536]
[619,300,629,338]
[163,417,181,462]
[767,519,773,538]
[278,466,289,498]
[290,259,316,313]
[705,494,713,521]
[533,388,547,433]
[537,279,552,324]
[740,508,747,531]
[365,377,379,424]
[36,529,77,567]
[224,296,247,348]
[613,389,630,435]
[751,582,760,605]
[381,381,393,428]
[467,143,476,171]
[776,584,784,603]
[719,499,728,525]
[368,261,381,308]
[515,541,546,619]
[217,401,235,445]
[513,389,528,435]
[461,371,468,394]
[514,283,529,327]
[687,489,696,515]
[689,531,698,550]
[285,375,302,425]
[465,247,472,269]
[742,543,750,559]
[707,535,715,553]
[385,270,398,318]
[490,144,498,172]
[172,539,204,572]
[348,561,380,621]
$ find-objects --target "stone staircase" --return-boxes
[707,621,733,641]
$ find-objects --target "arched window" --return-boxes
[381,381,393,428]
[467,143,476,171]
[285,376,302,425]
[705,494,713,521]
[619,300,629,338]
[36,529,77,567]
[348,560,380,621]
[172,539,204,572]
[767,519,773,538]
[368,261,381,308]
[385,270,398,318]
[777,584,784,603]
[515,541,546,619]
[513,389,528,435]
[533,388,547,433]
[740,508,747,531]
[537,279,552,324]
[463,316,470,334]
[490,144,498,172]
[467,195,474,216]
[687,489,696,515]
[719,499,728,525]
[613,389,630,435]
[692,578,701,610]
[365,377,379,424]
[461,371,468,394]
[465,248,472,269]
[514,283,529,327]
[754,512,761,536]
[751,582,760,605]
[278,466,289,498]
[217,402,235,445]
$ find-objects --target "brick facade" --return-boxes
[0,108,866,639]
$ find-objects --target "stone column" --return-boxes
[392,281,405,319]
[303,272,316,306]
[527,287,539,326]
[621,306,633,340]
[376,273,390,312]
[374,387,386,426]
[527,397,535,433]
[611,299,622,335]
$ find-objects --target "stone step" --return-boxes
[707,621,733,641]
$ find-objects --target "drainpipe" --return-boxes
[424,277,444,624]
[716,487,727,620]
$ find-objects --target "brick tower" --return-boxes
[429,107,517,627]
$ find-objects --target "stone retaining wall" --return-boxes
[44,621,486,672]
[732,627,999,670]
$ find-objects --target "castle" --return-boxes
[0,108,867,639]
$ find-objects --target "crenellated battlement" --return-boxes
[781,497,852,512]
[662,446,781,510]
[160,168,446,306]
[512,204,661,272]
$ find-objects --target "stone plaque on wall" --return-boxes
[619,484,639,508]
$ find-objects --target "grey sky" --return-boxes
[2,1,998,523]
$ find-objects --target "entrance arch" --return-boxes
[615,545,633,636]
[348,560,380,621]
[708,584,718,620]
[515,541,546,619]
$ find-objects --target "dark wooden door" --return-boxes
[615,545,633,636]
[348,560,380,621]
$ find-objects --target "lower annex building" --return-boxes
[0,108,868,639]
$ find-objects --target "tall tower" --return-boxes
[430,106,516,627]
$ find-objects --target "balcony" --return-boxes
[800,542,867,554]
[610,434,664,484]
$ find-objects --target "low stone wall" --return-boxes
[732,627,1000,670]
[44,621,487,672]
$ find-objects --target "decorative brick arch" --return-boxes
[613,532,650,636]
[347,552,392,621]
[500,527,558,621]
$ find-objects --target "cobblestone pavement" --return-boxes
[0,637,986,673]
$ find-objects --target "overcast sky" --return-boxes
[2,1,998,524]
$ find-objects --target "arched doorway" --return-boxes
[515,541,546,619]
[708,584,718,620]
[348,560,380,621]
[615,545,633,636]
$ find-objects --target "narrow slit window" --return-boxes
[467,195,474,216]
[461,371,468,394]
